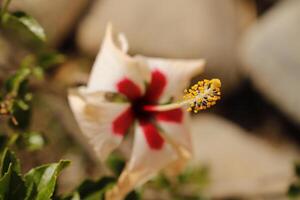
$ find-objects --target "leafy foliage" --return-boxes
[1,11,46,42]
[105,153,125,176]
[0,2,72,199]
[0,148,69,200]
[0,0,64,151]
[0,51,64,151]
[24,160,70,200]
[177,166,209,187]
[0,149,141,200]
[58,177,116,200]
[55,154,140,200]
[288,183,300,199]
[0,165,26,200]
[149,166,209,200]
[1,52,64,129]
[0,0,46,46]
[19,131,46,151]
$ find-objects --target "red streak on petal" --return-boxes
[112,108,134,136]
[145,70,167,103]
[140,120,164,150]
[142,105,157,112]
[117,78,142,100]
[155,109,183,123]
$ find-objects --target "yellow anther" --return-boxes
[183,78,221,113]
[192,85,198,90]
[210,78,221,88]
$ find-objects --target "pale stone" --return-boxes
[77,0,256,93]
[9,0,89,45]
[191,114,298,198]
[241,0,300,124]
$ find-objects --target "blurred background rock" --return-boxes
[77,0,256,94]
[1,0,299,199]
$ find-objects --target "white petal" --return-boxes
[87,24,150,97]
[126,121,177,183]
[155,109,193,156]
[106,120,177,199]
[68,87,132,161]
[136,55,205,103]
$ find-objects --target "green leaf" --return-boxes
[70,192,80,200]
[0,149,26,200]
[24,160,70,200]
[0,135,9,153]
[36,52,65,70]
[24,132,45,151]
[1,11,46,43]
[5,67,31,96]
[6,134,19,148]
[0,135,18,154]
[177,166,209,187]
[288,183,300,199]
[105,154,125,176]
[58,176,140,200]
[9,102,31,129]
[0,148,21,176]
[31,67,44,79]
[0,164,27,200]
[55,177,115,200]
[75,177,115,199]
[16,100,30,111]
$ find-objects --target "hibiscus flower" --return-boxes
[68,24,221,200]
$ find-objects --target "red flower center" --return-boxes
[116,70,167,121]
[131,97,153,120]
[113,69,183,150]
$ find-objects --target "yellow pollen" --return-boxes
[183,78,221,113]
